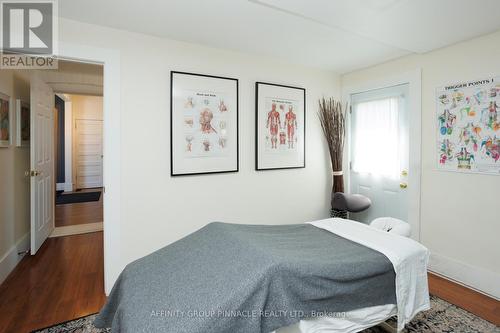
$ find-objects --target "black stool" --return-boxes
[331,192,371,218]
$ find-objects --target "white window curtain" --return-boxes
[352,97,400,178]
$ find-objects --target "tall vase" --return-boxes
[330,173,346,218]
[332,174,344,193]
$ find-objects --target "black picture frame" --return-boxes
[170,71,239,176]
[255,82,306,171]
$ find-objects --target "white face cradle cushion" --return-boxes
[370,217,411,237]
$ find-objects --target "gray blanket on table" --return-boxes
[95,222,396,333]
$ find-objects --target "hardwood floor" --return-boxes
[55,188,103,227]
[0,232,106,333]
[428,272,500,326]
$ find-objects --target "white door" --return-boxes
[30,75,55,254]
[75,119,103,189]
[349,84,409,223]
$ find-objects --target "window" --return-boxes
[352,97,400,178]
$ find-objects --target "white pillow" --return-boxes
[370,217,411,237]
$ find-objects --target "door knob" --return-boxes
[30,170,40,177]
[401,170,408,176]
[400,182,408,189]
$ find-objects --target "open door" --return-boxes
[30,74,55,254]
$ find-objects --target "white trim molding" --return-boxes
[0,233,30,285]
[55,93,71,102]
[63,182,73,192]
[59,42,122,295]
[342,69,423,241]
[64,98,73,193]
[429,252,500,300]
[50,222,103,238]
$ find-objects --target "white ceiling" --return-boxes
[59,0,500,73]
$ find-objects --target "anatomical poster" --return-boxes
[171,72,238,176]
[256,82,305,170]
[436,76,500,175]
[181,91,230,158]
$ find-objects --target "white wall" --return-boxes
[342,30,500,298]
[59,19,339,272]
[0,71,30,284]
[71,95,103,121]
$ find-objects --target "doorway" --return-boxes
[0,42,121,299]
[344,70,422,240]
[0,58,110,332]
[53,92,104,235]
[349,83,409,223]
[29,61,104,249]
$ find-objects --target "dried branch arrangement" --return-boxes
[318,97,347,193]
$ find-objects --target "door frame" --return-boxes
[57,42,122,294]
[342,69,422,241]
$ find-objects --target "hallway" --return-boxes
[55,188,103,227]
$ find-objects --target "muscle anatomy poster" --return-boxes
[256,83,305,170]
[436,76,500,175]
[263,97,299,152]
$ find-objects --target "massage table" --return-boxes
[95,218,430,333]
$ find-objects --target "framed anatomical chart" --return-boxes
[171,71,238,176]
[256,82,305,170]
[436,76,500,175]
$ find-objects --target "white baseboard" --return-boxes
[56,182,73,192]
[64,182,73,192]
[0,233,30,285]
[429,252,500,300]
[50,222,103,238]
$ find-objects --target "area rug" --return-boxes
[55,191,101,205]
[32,296,499,333]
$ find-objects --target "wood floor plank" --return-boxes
[55,189,103,227]
[0,232,105,333]
[428,272,500,326]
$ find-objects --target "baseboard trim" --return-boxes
[429,252,500,300]
[0,233,30,285]
[56,182,74,192]
[50,222,103,238]
[64,182,73,192]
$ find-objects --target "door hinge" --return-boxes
[349,161,352,170]
[349,105,352,114]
